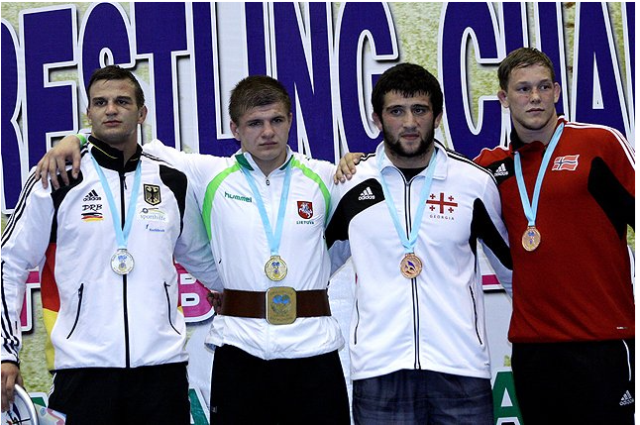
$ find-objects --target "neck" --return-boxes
[252,152,288,176]
[515,115,559,145]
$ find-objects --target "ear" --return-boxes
[230,120,240,141]
[434,112,443,129]
[553,82,561,104]
[372,112,383,132]
[497,90,509,109]
[137,105,148,124]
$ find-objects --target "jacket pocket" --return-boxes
[164,282,181,335]
[66,284,84,339]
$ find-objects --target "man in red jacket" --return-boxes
[474,47,634,425]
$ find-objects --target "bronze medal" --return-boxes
[264,255,288,281]
[400,253,422,279]
[522,226,541,251]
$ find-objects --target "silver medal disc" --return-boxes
[111,249,134,275]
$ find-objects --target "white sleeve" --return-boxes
[1,172,55,363]
[478,177,513,297]
[173,179,223,292]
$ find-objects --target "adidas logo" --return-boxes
[494,163,509,177]
[358,187,375,201]
[83,189,101,201]
[619,390,634,406]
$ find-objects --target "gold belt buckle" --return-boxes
[266,287,297,325]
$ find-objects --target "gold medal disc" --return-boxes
[400,253,423,279]
[265,255,288,281]
[522,226,541,251]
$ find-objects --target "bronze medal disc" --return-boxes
[522,226,541,252]
[265,255,288,281]
[400,253,423,279]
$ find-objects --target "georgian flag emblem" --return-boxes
[297,201,314,219]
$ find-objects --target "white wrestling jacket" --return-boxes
[143,141,345,360]
[1,138,220,371]
[327,141,512,381]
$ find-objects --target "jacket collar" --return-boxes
[234,146,294,173]
[88,136,142,173]
[509,116,567,153]
[375,139,448,180]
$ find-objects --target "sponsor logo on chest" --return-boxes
[81,189,103,221]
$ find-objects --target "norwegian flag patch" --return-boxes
[552,155,580,171]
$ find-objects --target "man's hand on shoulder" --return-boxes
[334,152,364,184]
[36,135,83,190]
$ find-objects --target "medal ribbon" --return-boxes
[90,153,142,251]
[514,123,565,227]
[377,147,438,254]
[240,159,292,257]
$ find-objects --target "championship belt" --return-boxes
[265,287,297,325]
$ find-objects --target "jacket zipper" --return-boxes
[404,174,422,370]
[353,300,360,345]
[164,282,181,335]
[66,284,84,339]
[119,171,131,368]
[395,170,423,369]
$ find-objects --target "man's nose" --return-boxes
[105,101,118,114]
[262,122,275,136]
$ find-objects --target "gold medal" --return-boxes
[522,226,541,251]
[400,253,422,279]
[264,255,288,281]
[111,249,134,275]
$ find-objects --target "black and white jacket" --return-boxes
[327,141,512,381]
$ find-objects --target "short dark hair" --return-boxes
[498,47,555,91]
[371,63,443,119]
[87,65,145,108]
[228,75,292,124]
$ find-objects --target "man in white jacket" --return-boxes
[327,63,512,425]
[1,65,220,424]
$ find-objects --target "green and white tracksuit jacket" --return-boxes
[144,141,345,360]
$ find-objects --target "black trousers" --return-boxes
[48,363,190,425]
[511,339,635,425]
[210,345,351,425]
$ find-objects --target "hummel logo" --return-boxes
[494,163,509,177]
[358,187,375,201]
[619,390,634,406]
[83,189,101,201]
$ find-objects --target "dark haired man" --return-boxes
[327,63,512,424]
[1,65,220,424]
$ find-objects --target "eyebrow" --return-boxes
[385,103,429,110]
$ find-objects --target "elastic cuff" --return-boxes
[76,133,88,148]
